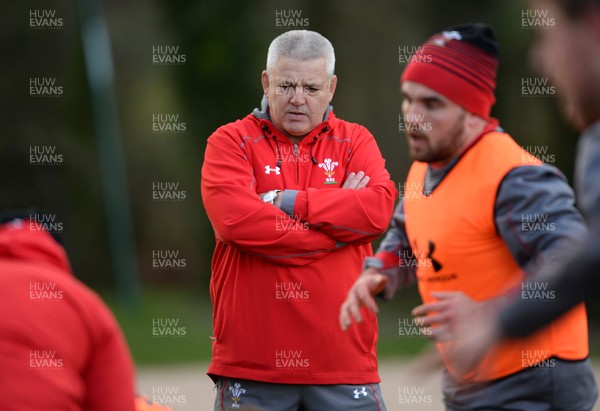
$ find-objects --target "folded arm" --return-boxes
[280,127,397,244]
[201,129,338,266]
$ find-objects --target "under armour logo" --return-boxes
[265,165,281,175]
[433,31,462,47]
[353,387,368,399]
[442,30,462,40]
[427,240,443,272]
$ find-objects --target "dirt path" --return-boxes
[137,356,600,410]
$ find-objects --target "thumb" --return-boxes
[371,274,388,295]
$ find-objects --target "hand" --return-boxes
[274,192,282,208]
[339,268,388,331]
[445,312,500,378]
[342,171,370,189]
[411,291,483,342]
[412,291,504,378]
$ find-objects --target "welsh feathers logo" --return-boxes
[228,382,246,408]
[318,158,338,185]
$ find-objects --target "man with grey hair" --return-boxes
[266,28,335,76]
[201,30,396,410]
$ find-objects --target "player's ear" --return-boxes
[261,71,270,95]
[328,75,337,102]
[465,111,485,135]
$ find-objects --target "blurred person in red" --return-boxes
[0,211,136,410]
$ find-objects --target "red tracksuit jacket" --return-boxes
[0,221,136,410]
[201,106,397,384]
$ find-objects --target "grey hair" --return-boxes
[266,30,335,77]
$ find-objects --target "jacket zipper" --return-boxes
[294,143,299,184]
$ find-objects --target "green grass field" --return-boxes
[102,285,599,365]
[102,287,214,364]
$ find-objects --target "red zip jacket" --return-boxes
[0,221,136,411]
[201,104,397,384]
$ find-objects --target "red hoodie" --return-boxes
[0,220,136,411]
[201,108,397,384]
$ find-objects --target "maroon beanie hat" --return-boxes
[401,23,499,119]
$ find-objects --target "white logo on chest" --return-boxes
[265,165,281,175]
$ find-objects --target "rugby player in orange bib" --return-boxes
[340,23,596,410]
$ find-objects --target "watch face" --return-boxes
[264,190,276,203]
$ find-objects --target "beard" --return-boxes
[407,111,466,163]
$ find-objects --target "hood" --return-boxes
[0,219,72,275]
